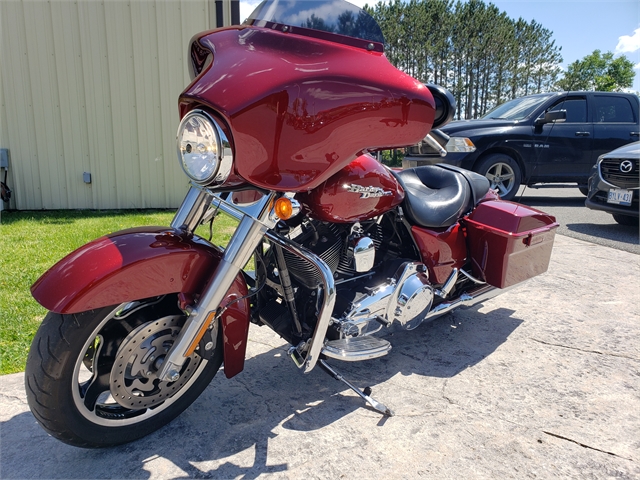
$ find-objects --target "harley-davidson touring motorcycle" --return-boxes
[25,0,558,447]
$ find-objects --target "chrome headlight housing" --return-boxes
[177,110,232,185]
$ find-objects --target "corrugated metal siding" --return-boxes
[0,0,225,210]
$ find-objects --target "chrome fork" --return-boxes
[158,186,277,382]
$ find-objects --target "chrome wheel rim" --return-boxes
[485,162,516,197]
[71,301,209,427]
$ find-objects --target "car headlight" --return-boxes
[177,110,232,185]
[446,137,476,153]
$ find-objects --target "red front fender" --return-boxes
[31,226,251,378]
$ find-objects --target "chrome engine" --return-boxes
[334,262,434,337]
[276,219,435,339]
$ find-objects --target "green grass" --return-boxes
[0,209,238,375]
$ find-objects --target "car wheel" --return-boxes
[475,154,522,201]
[612,214,639,226]
[578,187,589,196]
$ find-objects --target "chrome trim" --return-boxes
[435,268,458,298]
[424,133,447,157]
[322,336,391,361]
[352,236,375,272]
[459,268,486,285]
[210,191,275,222]
[425,283,507,321]
[171,187,212,233]
[177,109,233,186]
[339,262,428,328]
[265,231,336,374]
[159,191,277,381]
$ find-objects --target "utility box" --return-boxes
[0,149,8,168]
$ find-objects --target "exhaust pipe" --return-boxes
[425,283,508,321]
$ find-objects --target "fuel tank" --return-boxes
[296,154,404,223]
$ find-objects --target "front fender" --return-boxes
[31,226,251,378]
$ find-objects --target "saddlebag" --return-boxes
[464,200,559,288]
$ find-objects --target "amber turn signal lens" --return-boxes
[275,197,294,220]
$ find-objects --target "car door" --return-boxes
[532,95,592,183]
[592,94,640,160]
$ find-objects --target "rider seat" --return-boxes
[393,165,490,228]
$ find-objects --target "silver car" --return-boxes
[585,141,640,226]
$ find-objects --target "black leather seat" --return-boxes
[393,165,490,228]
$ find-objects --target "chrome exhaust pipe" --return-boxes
[425,283,508,321]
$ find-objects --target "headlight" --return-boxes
[177,110,232,185]
[446,137,476,153]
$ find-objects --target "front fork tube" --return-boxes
[159,187,276,382]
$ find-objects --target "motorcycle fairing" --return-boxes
[179,26,436,192]
[31,227,251,378]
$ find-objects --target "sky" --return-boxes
[239,0,640,92]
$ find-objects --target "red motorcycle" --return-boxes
[25,0,558,448]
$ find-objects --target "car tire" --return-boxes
[578,187,589,196]
[612,214,639,226]
[475,154,522,201]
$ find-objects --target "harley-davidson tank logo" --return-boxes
[345,184,394,199]
[620,160,634,173]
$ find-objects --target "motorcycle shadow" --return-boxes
[1,305,521,479]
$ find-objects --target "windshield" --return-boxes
[244,0,385,44]
[481,94,555,121]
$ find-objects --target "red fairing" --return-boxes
[411,224,468,285]
[180,26,435,192]
[297,154,404,223]
[31,227,251,378]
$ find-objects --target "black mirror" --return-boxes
[536,109,567,125]
[425,84,456,129]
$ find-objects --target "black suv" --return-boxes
[405,91,640,200]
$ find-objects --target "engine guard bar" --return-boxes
[208,191,336,373]
[163,186,335,378]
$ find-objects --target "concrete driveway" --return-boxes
[1,234,639,479]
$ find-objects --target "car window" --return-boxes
[548,98,587,123]
[594,96,635,123]
[481,94,555,121]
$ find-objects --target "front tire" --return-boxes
[612,213,639,226]
[475,153,522,201]
[24,296,222,448]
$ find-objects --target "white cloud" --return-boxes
[616,27,640,53]
[240,1,263,23]
[635,62,640,70]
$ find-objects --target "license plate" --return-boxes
[607,188,633,206]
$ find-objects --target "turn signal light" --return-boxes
[274,197,302,220]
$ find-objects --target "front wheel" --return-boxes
[612,213,639,226]
[24,295,222,448]
[475,153,522,201]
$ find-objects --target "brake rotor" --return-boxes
[110,315,202,409]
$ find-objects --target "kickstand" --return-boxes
[319,359,395,417]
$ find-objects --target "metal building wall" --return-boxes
[0,0,237,210]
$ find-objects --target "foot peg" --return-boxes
[319,359,394,416]
[321,336,391,361]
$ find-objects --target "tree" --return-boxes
[368,0,564,119]
[557,50,635,92]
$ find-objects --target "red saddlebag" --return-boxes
[464,200,559,288]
